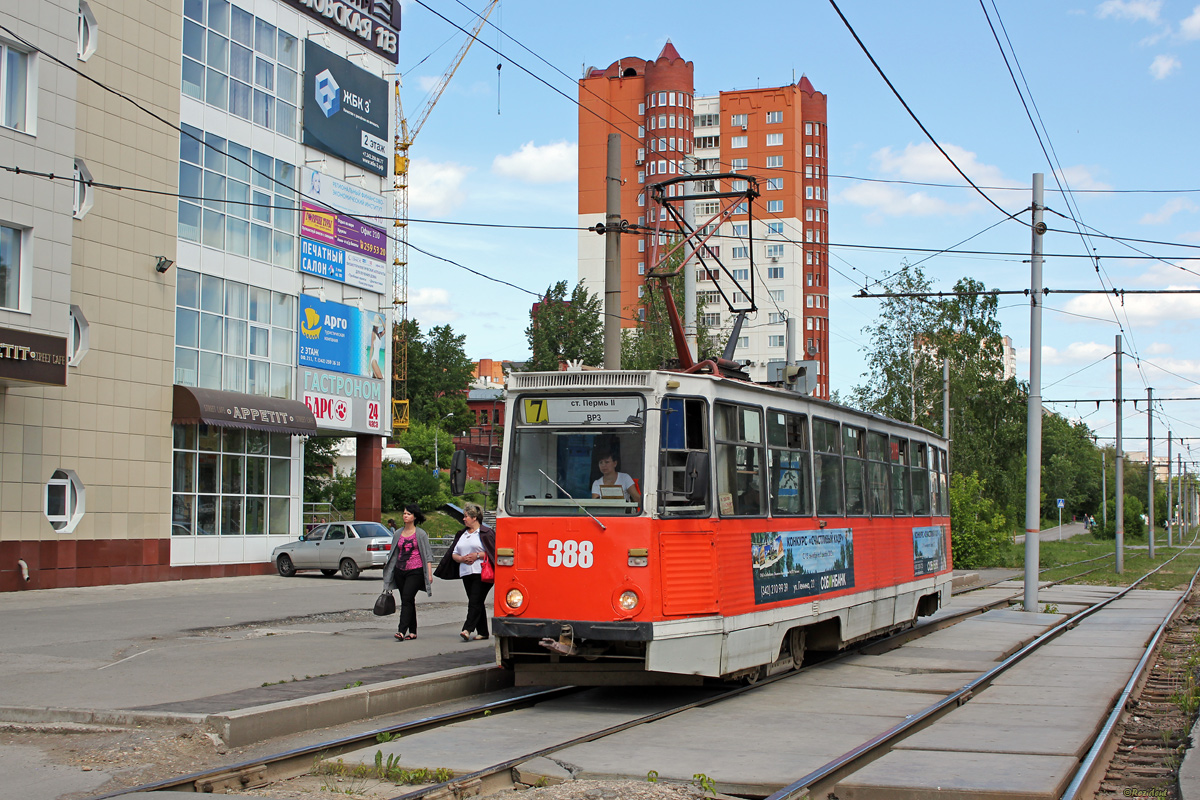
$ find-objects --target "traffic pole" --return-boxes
[1167,430,1173,547]
[1023,173,1045,613]
[1115,334,1124,574]
[603,133,621,370]
[1147,387,1155,559]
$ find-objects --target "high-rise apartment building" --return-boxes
[578,42,829,396]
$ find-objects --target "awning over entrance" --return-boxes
[172,385,317,436]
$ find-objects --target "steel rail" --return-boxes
[763,529,1200,800]
[81,686,578,798]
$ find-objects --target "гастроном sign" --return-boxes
[302,40,389,176]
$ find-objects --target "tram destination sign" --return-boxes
[751,528,856,604]
[913,525,947,576]
[520,396,643,425]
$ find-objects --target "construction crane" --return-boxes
[391,0,499,433]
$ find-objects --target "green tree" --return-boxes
[524,280,603,371]
[381,461,448,512]
[396,318,474,432]
[303,435,343,503]
[621,267,726,370]
[391,420,454,469]
[949,472,1012,568]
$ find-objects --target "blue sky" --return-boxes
[396,0,1200,456]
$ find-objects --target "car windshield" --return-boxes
[353,522,389,538]
[506,394,646,517]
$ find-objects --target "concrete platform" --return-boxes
[833,587,1181,800]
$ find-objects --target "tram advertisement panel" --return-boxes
[751,528,855,604]
[913,525,947,576]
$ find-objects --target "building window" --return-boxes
[694,135,720,149]
[73,158,94,219]
[806,186,814,199]
[766,178,783,190]
[174,268,295,398]
[766,155,783,168]
[768,335,785,348]
[805,144,813,157]
[68,305,90,366]
[766,110,782,123]
[177,125,297,265]
[769,312,785,324]
[638,262,645,275]
[730,135,748,149]
[770,290,784,302]
[638,103,645,115]
[182,0,299,138]
[806,295,814,308]
[766,244,785,259]
[1,44,31,133]
[732,223,748,237]
[738,336,749,348]
[733,202,747,214]
[732,268,749,280]
[767,200,784,213]
[731,247,749,260]
[731,179,747,192]
[703,313,721,327]
[730,113,747,128]
[766,133,784,146]
[638,239,645,252]
[767,222,783,235]
[45,469,85,533]
[78,1,99,60]
[730,158,748,171]
[694,113,719,127]
[768,267,784,279]
[172,424,293,536]
[0,224,25,311]
[637,285,644,298]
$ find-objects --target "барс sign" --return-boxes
[303,40,389,176]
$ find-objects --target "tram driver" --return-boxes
[591,450,642,504]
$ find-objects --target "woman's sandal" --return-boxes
[460,631,470,642]
[405,633,417,640]
[394,632,405,641]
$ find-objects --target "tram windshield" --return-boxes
[506,394,646,517]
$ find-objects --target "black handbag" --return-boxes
[373,591,396,616]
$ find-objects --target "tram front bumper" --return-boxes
[493,618,653,642]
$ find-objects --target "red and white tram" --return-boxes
[486,369,952,685]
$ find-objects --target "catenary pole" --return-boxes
[1167,431,1173,547]
[943,357,950,467]
[603,133,621,370]
[1023,173,1045,613]
[1102,450,1107,530]
[1115,334,1124,574]
[1147,387,1155,559]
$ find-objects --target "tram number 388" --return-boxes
[547,539,594,568]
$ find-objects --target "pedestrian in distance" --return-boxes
[381,504,433,641]
[387,517,398,535]
[434,502,496,641]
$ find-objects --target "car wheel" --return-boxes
[340,558,361,580]
[321,569,337,577]
[276,554,296,577]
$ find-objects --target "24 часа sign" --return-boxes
[298,295,387,380]
[751,528,855,604]
[303,40,388,176]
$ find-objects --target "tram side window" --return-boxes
[842,424,867,516]
[767,409,812,516]
[813,418,844,516]
[659,396,710,516]
[936,447,950,515]
[867,432,891,515]
[715,403,765,516]
[891,437,911,515]
[911,442,931,515]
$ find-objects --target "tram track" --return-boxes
[84,545,1190,800]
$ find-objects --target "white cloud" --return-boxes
[1040,341,1114,365]
[1061,288,1200,325]
[1053,165,1112,191]
[872,142,1016,186]
[837,182,966,217]
[1139,197,1198,224]
[1150,54,1181,79]
[407,158,471,216]
[407,287,458,325]
[1129,260,1200,285]
[491,141,578,184]
[415,75,440,92]
[1144,341,1174,355]
[1097,0,1162,22]
[1181,5,1200,38]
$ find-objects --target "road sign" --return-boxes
[1057,498,1065,508]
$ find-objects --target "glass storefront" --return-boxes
[172,424,293,535]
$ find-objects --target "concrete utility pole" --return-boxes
[1023,173,1045,613]
[603,133,621,370]
[1147,387,1155,559]
[943,357,950,464]
[785,316,798,392]
[1167,431,1173,547]
[1180,453,1185,535]
[1115,334,1124,574]
[683,157,698,362]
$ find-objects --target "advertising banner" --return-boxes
[302,167,387,219]
[301,202,387,263]
[299,237,387,295]
[282,0,399,64]
[299,295,387,379]
[302,367,385,434]
[751,528,855,604]
[913,525,947,576]
[303,40,389,175]
[0,326,68,386]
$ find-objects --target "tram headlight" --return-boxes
[618,590,639,611]
[505,588,525,609]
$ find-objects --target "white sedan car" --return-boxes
[272,521,392,579]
